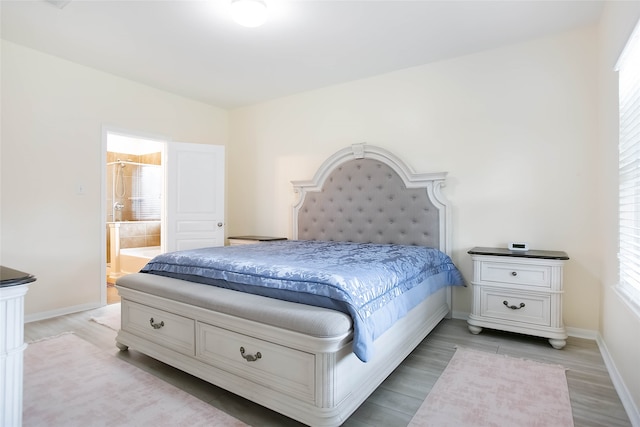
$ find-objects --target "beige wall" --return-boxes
[229,26,600,330]
[0,40,228,318]
[597,1,640,420]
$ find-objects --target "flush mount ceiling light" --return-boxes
[45,0,72,9]
[230,0,268,28]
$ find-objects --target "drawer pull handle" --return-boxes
[503,301,525,310]
[240,346,262,362]
[511,271,518,276]
[149,318,165,329]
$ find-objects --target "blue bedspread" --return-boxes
[141,240,463,362]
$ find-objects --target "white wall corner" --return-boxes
[565,326,598,340]
[596,333,640,427]
[451,310,470,321]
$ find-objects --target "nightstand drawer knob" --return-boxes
[511,271,518,276]
[503,300,525,310]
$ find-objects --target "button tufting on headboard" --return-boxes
[292,144,450,252]
[296,158,440,247]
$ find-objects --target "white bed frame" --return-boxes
[115,143,453,426]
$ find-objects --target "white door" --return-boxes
[164,142,225,252]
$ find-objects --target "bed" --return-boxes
[115,143,463,426]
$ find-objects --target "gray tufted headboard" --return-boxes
[292,143,452,254]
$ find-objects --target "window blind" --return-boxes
[618,19,640,309]
[131,164,162,221]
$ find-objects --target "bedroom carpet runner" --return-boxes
[23,333,248,427]
[408,347,574,427]
[89,302,121,331]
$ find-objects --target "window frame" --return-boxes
[616,18,640,318]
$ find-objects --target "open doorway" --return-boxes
[104,131,165,304]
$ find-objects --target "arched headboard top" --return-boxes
[292,143,452,254]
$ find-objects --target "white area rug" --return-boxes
[23,333,248,427]
[90,302,121,331]
[409,347,574,427]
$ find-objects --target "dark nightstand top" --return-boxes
[228,236,288,242]
[468,247,569,260]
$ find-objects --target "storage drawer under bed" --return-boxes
[196,321,316,403]
[121,300,195,355]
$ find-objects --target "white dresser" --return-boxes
[467,247,569,349]
[1,266,36,427]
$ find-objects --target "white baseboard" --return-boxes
[25,302,102,323]
[451,310,469,320]
[596,334,640,427]
[565,326,598,340]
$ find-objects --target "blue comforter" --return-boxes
[141,240,463,362]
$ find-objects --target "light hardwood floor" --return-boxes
[24,304,631,427]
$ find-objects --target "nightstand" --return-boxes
[227,236,287,246]
[467,247,569,349]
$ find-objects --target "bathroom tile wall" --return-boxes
[106,151,162,262]
[106,151,161,222]
[119,221,161,248]
[106,221,161,263]
[106,221,160,263]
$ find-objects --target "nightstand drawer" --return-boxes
[480,261,552,288]
[480,288,551,326]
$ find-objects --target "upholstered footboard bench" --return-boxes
[115,272,450,426]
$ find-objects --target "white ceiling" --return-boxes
[1,0,604,109]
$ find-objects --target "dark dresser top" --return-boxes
[0,266,36,288]
[228,236,288,242]
[468,247,569,260]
